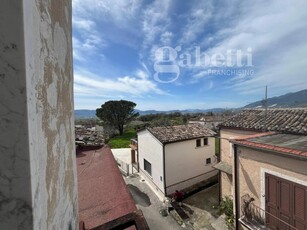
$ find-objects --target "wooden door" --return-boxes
[266,174,279,229]
[265,173,307,230]
[279,180,291,230]
[293,184,307,230]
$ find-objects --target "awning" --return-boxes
[213,161,232,174]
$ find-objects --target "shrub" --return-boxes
[108,128,136,148]
[219,196,234,229]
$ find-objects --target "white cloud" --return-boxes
[223,1,307,95]
[72,37,84,61]
[188,0,307,96]
[207,1,307,54]
[73,0,142,31]
[72,17,96,32]
[192,70,210,80]
[141,0,172,48]
[72,35,105,61]
[74,69,168,98]
[160,31,173,45]
[82,34,105,50]
[72,0,307,109]
[179,1,214,44]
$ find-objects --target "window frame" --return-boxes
[206,157,211,165]
[144,159,152,176]
[196,139,201,147]
[204,137,208,146]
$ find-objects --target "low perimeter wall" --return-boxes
[166,169,218,196]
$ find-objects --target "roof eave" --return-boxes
[163,134,216,145]
[231,140,307,161]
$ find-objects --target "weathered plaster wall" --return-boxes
[0,1,33,229]
[237,146,307,213]
[220,129,258,165]
[0,0,77,229]
[220,129,258,198]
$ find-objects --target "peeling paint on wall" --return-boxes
[0,0,77,229]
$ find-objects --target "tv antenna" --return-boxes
[262,85,268,131]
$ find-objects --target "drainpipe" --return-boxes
[137,135,139,172]
[217,129,221,204]
[163,144,166,195]
[234,144,240,230]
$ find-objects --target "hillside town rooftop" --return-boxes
[219,108,307,135]
[231,132,307,158]
[146,124,216,144]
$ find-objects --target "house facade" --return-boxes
[232,133,307,230]
[137,124,218,197]
[216,108,307,229]
[218,129,258,197]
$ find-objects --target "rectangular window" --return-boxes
[204,138,208,146]
[196,139,201,147]
[206,158,211,164]
[144,159,152,176]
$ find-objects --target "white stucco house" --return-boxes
[137,124,218,197]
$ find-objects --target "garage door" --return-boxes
[265,173,307,230]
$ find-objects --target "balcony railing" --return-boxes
[240,194,297,230]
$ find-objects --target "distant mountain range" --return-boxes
[74,108,228,119]
[75,89,307,119]
[244,89,307,108]
[134,108,228,115]
[75,110,97,119]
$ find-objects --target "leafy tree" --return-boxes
[96,100,139,135]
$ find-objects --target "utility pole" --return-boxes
[263,85,268,131]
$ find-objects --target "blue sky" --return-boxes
[72,0,307,110]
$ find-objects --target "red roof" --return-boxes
[231,132,307,158]
[77,146,137,229]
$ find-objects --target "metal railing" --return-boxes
[240,194,298,230]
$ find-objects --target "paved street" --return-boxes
[117,149,227,230]
[124,174,184,230]
[125,173,228,230]
[184,184,228,230]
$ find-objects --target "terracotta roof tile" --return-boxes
[146,124,216,144]
[219,108,307,135]
[77,146,137,229]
